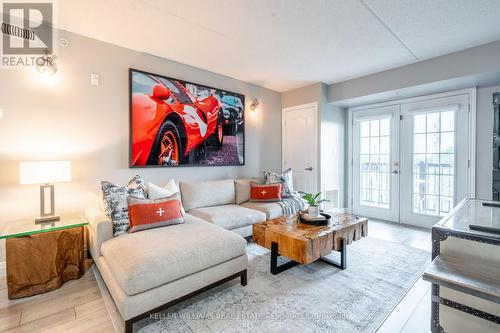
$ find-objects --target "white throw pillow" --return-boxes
[147,180,185,214]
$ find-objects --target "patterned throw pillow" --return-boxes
[127,194,184,233]
[101,175,147,236]
[263,168,294,198]
[250,183,282,202]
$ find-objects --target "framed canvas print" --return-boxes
[129,68,245,167]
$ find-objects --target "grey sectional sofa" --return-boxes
[179,178,285,236]
[86,178,285,332]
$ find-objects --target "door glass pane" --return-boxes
[360,122,370,137]
[414,134,426,153]
[380,119,390,136]
[441,111,454,132]
[359,119,391,209]
[412,111,455,217]
[360,138,369,154]
[414,114,426,133]
[427,113,440,132]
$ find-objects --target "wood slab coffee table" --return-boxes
[253,212,368,274]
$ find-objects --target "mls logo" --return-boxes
[1,1,57,69]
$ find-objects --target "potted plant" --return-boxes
[299,191,329,217]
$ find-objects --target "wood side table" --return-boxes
[0,215,88,299]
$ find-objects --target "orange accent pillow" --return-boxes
[250,183,282,202]
[127,194,184,233]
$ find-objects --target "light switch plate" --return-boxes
[90,73,100,86]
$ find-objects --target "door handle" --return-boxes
[305,167,313,171]
[392,170,399,174]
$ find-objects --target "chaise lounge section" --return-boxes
[86,177,288,332]
[86,207,248,333]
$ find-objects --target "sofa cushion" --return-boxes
[241,202,284,219]
[188,204,266,230]
[100,213,246,296]
[180,179,235,211]
[235,178,260,204]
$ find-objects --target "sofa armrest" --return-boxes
[85,206,113,259]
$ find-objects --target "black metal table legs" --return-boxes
[270,237,347,275]
[270,241,300,274]
[318,237,347,269]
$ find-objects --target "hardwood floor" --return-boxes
[0,219,432,333]
[0,268,114,332]
[371,219,432,333]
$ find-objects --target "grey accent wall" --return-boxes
[0,31,282,262]
[282,83,323,108]
[476,85,500,200]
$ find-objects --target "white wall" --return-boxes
[476,85,500,200]
[0,31,282,262]
[320,103,346,208]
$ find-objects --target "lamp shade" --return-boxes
[20,161,71,184]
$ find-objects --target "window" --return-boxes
[359,118,391,209]
[412,111,455,216]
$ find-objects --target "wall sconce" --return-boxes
[250,99,259,112]
[36,51,58,76]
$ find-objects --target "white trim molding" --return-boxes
[407,104,460,115]
[353,112,394,122]
[468,88,477,199]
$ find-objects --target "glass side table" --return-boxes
[1,215,88,299]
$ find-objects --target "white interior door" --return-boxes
[400,94,470,227]
[352,105,400,222]
[283,103,318,193]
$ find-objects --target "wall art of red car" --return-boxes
[130,70,224,166]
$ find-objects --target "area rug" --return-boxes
[137,237,429,333]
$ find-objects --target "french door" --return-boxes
[353,105,400,222]
[352,92,471,227]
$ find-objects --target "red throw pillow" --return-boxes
[250,183,282,202]
[127,194,184,233]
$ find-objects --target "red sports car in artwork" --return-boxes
[131,71,223,166]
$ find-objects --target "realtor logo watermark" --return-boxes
[1,0,57,69]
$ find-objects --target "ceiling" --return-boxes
[56,0,500,92]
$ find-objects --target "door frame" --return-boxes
[282,102,319,192]
[347,88,476,219]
